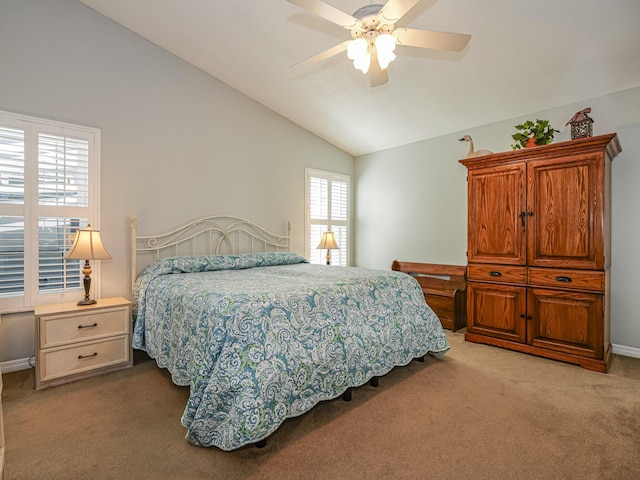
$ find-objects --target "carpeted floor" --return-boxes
[2,330,640,480]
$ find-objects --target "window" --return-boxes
[0,111,100,311]
[305,168,350,266]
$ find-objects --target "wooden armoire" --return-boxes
[460,133,621,372]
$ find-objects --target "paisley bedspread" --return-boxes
[132,252,449,450]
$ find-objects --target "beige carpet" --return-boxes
[3,331,640,480]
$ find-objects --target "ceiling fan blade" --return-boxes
[287,0,362,29]
[369,50,389,87]
[377,0,422,23]
[394,28,471,51]
[293,41,350,68]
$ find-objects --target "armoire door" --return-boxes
[527,154,605,270]
[527,288,604,359]
[467,282,527,343]
[467,163,526,265]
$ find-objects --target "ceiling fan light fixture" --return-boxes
[353,53,371,74]
[347,37,371,74]
[374,33,397,69]
[288,0,471,87]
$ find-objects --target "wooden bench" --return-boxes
[392,261,467,332]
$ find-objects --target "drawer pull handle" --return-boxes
[78,323,98,329]
[78,352,98,360]
[488,271,502,277]
[555,276,572,282]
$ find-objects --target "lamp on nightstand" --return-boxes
[316,231,340,265]
[65,225,112,306]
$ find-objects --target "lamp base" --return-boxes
[78,262,96,306]
[77,298,97,306]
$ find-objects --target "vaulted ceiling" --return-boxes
[78,0,640,156]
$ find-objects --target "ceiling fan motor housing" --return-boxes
[350,4,395,42]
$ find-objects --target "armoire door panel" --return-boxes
[527,154,604,269]
[467,163,526,265]
[528,289,603,359]
[467,282,526,343]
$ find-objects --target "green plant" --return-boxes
[511,119,559,150]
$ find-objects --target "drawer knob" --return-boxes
[488,271,502,277]
[555,276,572,282]
[78,323,98,329]
[78,352,98,360]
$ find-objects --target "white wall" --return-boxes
[355,87,640,354]
[0,0,353,365]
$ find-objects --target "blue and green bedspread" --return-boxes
[132,252,449,450]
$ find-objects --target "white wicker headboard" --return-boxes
[131,215,291,286]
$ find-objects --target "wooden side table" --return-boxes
[35,297,132,390]
[392,261,467,331]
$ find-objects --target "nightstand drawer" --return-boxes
[38,335,130,384]
[39,306,129,349]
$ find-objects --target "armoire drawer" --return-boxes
[528,268,605,291]
[467,264,527,284]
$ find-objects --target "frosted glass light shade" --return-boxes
[375,34,397,69]
[347,38,371,74]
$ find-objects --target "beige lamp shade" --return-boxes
[316,231,340,251]
[65,225,112,260]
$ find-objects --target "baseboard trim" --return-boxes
[612,344,640,359]
[0,357,33,373]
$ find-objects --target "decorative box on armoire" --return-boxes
[460,134,621,372]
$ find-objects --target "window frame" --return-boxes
[305,168,350,266]
[0,110,101,313]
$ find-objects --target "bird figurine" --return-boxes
[459,135,493,158]
[565,107,592,126]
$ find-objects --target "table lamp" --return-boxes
[316,231,340,265]
[65,225,112,305]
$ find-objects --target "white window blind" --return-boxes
[0,111,100,311]
[38,134,89,207]
[305,169,350,266]
[38,217,86,293]
[0,216,24,298]
[0,127,24,204]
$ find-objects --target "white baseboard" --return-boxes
[0,357,33,373]
[612,343,640,359]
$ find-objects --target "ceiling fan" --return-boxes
[288,0,471,87]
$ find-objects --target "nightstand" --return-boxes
[0,354,4,480]
[35,297,132,390]
[1,315,5,479]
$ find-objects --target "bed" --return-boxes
[131,215,449,450]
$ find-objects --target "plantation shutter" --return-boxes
[0,111,99,311]
[305,169,350,266]
[0,126,25,298]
